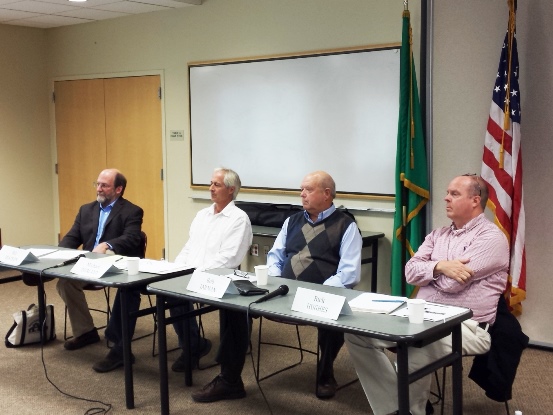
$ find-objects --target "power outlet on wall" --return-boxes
[263,245,270,256]
[250,243,259,256]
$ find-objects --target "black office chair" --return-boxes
[255,317,319,383]
[64,284,111,340]
[64,231,148,341]
[432,295,528,415]
[129,232,162,351]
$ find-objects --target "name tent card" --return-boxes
[70,257,122,279]
[0,246,39,266]
[186,270,239,298]
[291,287,352,321]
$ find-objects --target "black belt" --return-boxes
[478,322,490,332]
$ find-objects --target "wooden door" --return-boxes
[55,76,165,259]
[54,79,107,237]
[104,76,164,259]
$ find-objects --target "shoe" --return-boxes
[64,328,100,350]
[92,348,135,373]
[172,338,212,372]
[191,374,246,403]
[316,376,338,399]
[426,399,434,414]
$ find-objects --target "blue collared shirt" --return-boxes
[94,199,117,248]
[267,204,362,288]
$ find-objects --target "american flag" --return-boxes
[481,14,526,314]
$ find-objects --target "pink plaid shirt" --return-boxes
[405,213,509,325]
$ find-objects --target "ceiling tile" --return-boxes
[4,0,79,13]
[0,8,41,21]
[0,0,201,27]
[59,7,128,19]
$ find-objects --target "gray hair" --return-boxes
[214,167,241,200]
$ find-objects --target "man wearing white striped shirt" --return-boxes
[345,174,510,415]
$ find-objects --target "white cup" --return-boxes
[407,299,426,324]
[254,265,269,286]
[126,257,140,276]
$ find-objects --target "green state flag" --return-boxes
[391,9,430,297]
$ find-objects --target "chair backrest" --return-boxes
[468,294,529,402]
[140,231,147,259]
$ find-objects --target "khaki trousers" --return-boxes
[56,279,95,338]
[345,319,491,415]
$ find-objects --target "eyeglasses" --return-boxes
[462,173,481,196]
[93,181,113,190]
[234,270,249,278]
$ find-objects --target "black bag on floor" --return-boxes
[5,303,56,347]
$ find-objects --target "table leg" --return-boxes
[157,295,170,415]
[396,342,410,415]
[38,277,46,344]
[121,288,135,409]
[451,324,463,415]
[183,305,193,386]
[371,240,378,293]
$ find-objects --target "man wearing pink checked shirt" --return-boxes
[345,174,510,415]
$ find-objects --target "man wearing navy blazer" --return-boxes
[56,169,144,372]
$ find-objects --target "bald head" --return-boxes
[300,171,336,221]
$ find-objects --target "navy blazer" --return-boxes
[59,197,144,258]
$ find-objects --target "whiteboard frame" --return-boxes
[188,43,401,199]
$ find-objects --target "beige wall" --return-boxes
[433,1,553,346]
[0,24,53,246]
[43,0,420,293]
[1,0,551,344]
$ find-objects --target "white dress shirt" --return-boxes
[175,201,253,270]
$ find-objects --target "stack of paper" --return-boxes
[390,302,468,322]
[36,249,88,260]
[348,292,407,314]
[132,259,191,274]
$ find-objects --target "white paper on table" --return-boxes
[348,292,407,314]
[130,259,192,274]
[390,302,468,322]
[28,248,59,258]
[39,249,90,261]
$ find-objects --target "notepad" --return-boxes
[348,292,407,314]
[390,302,468,322]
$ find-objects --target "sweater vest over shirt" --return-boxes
[281,210,353,284]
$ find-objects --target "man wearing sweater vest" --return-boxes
[267,171,363,398]
[192,171,362,403]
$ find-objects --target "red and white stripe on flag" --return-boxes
[481,28,526,314]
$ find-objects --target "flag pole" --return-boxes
[399,0,409,297]
[392,0,429,298]
[401,188,407,296]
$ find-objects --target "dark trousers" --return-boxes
[105,289,141,354]
[317,328,344,382]
[168,300,201,355]
[217,308,251,383]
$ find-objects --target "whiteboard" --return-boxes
[189,46,400,196]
